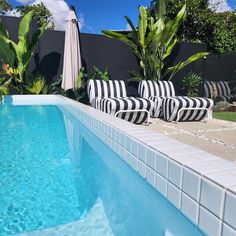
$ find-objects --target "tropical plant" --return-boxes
[102,3,208,81]
[77,67,87,89]
[0,10,46,93]
[0,77,11,98]
[24,74,48,95]
[89,66,110,81]
[182,71,202,96]
[149,0,236,53]
[16,2,55,30]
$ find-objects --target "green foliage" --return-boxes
[0,77,11,97]
[102,4,208,81]
[0,0,12,14]
[24,74,48,95]
[0,11,46,93]
[149,0,236,53]
[89,66,110,81]
[213,101,231,112]
[16,2,55,30]
[182,71,202,96]
[77,67,87,88]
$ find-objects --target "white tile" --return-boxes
[222,223,236,236]
[161,145,200,157]
[156,154,168,178]
[167,182,181,209]
[187,161,221,175]
[181,193,199,224]
[224,191,236,229]
[168,160,183,188]
[229,169,236,176]
[207,159,236,170]
[182,167,201,201]
[168,153,201,165]
[199,207,222,236]
[228,185,236,195]
[200,178,225,218]
[127,153,138,172]
[155,173,167,197]
[205,171,236,188]
[146,167,155,187]
[146,149,156,170]
[138,160,146,179]
[137,143,147,162]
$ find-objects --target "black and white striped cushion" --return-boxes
[162,96,214,122]
[87,80,127,104]
[203,81,215,98]
[148,96,164,117]
[203,80,232,102]
[216,81,231,96]
[94,97,155,124]
[138,80,175,99]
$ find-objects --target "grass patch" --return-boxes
[213,112,236,122]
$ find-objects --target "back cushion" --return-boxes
[87,80,127,103]
[203,81,231,98]
[138,80,175,98]
[203,81,215,98]
[216,81,231,96]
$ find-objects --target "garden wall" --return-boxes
[0,15,235,96]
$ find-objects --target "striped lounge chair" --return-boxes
[87,80,155,124]
[138,80,214,122]
[203,80,234,103]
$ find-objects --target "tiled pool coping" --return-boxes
[2,95,236,236]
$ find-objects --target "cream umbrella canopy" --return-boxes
[62,10,82,91]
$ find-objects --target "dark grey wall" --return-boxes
[0,15,235,96]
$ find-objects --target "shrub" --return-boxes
[213,101,231,112]
[182,71,202,96]
[149,0,236,53]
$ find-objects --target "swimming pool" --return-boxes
[0,101,206,235]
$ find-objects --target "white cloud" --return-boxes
[32,0,70,30]
[125,23,132,31]
[78,13,85,29]
[15,0,70,30]
[3,10,20,17]
[209,0,232,12]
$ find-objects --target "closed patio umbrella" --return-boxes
[62,9,82,91]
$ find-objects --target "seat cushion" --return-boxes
[93,97,155,124]
[162,96,214,122]
[149,96,165,117]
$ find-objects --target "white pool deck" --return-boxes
[3,95,236,236]
[147,118,236,162]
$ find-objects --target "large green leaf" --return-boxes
[0,37,15,66]
[162,4,186,48]
[138,6,147,48]
[18,11,33,47]
[29,23,46,50]
[0,78,11,95]
[0,22,9,37]
[166,52,209,80]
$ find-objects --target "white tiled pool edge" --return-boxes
[3,95,236,236]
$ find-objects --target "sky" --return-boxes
[7,0,236,33]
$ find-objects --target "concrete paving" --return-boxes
[146,118,236,162]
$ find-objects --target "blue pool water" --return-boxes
[0,104,206,236]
